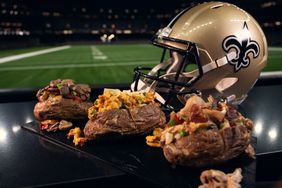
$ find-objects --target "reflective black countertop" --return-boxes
[241,85,282,154]
[1,84,282,187]
[0,101,124,187]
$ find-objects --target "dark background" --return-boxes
[0,0,281,49]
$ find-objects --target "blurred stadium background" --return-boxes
[0,0,281,88]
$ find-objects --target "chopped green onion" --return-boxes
[91,109,97,116]
[137,98,144,104]
[168,119,176,126]
[94,100,98,105]
[212,103,217,109]
[56,83,63,88]
[181,115,188,121]
[72,91,77,96]
[179,130,187,137]
[238,119,244,125]
[49,94,55,98]
[220,123,225,129]
[152,130,158,136]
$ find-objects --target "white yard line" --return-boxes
[0,46,281,71]
[0,61,156,71]
[269,47,282,51]
[261,71,282,77]
[0,45,71,64]
[91,46,107,60]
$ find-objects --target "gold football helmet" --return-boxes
[131,1,268,109]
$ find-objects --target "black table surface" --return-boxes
[1,84,282,187]
[0,101,125,188]
[240,85,282,155]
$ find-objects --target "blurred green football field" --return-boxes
[0,44,281,89]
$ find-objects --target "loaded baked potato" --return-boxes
[146,95,254,167]
[84,89,166,139]
[34,79,92,121]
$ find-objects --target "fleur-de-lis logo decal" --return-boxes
[222,22,260,72]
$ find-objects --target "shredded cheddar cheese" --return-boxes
[88,89,156,119]
[146,127,164,148]
[67,127,88,146]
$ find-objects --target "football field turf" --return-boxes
[0,44,281,89]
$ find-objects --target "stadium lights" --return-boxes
[0,2,279,38]
[100,34,107,42]
[123,29,132,34]
[275,21,281,26]
[263,21,282,27]
[0,30,30,36]
[91,30,99,34]
[99,34,115,43]
[45,23,51,28]
[108,34,115,42]
[261,1,277,8]
[17,31,23,36]
[53,12,60,17]
[116,30,122,34]
[42,12,50,17]
[63,30,73,35]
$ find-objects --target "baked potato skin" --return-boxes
[163,124,251,167]
[34,96,92,121]
[84,103,166,139]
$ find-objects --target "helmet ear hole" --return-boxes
[215,77,238,92]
